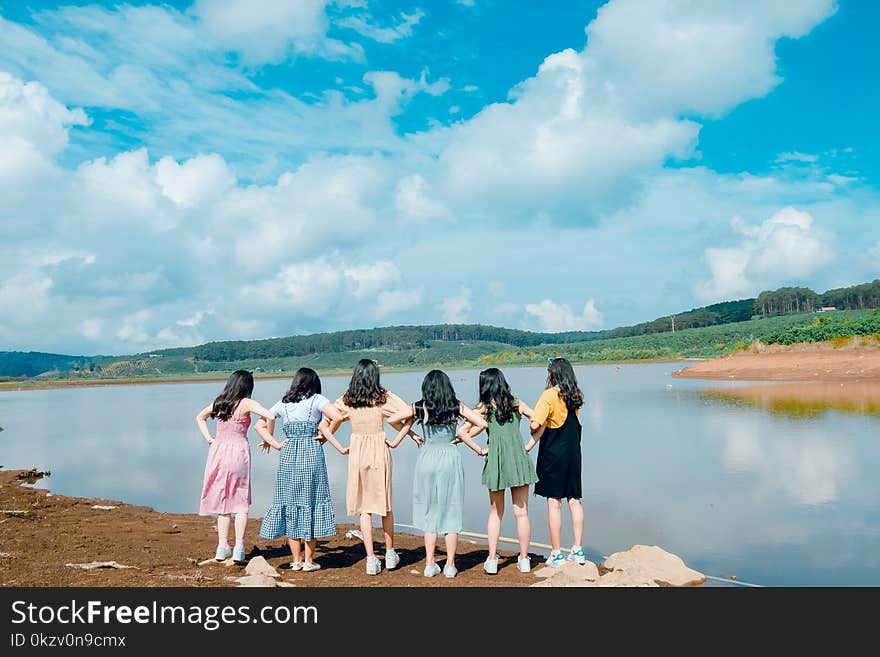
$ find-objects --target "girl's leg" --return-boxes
[288,538,303,563]
[444,532,458,569]
[569,498,584,547]
[381,510,395,551]
[424,532,437,566]
[547,498,563,551]
[360,513,374,557]
[303,539,318,564]
[487,490,505,560]
[233,512,248,547]
[510,486,531,560]
[217,514,231,546]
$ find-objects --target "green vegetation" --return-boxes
[4,278,880,383]
[760,311,880,345]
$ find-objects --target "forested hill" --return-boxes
[2,279,879,379]
[154,298,754,362]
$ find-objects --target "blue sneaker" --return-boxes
[568,546,586,564]
[215,545,232,561]
[232,544,246,562]
[546,550,566,568]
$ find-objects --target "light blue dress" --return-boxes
[412,422,464,535]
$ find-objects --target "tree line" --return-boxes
[755,280,880,317]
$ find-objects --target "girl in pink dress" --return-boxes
[195,370,278,562]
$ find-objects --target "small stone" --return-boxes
[244,555,279,578]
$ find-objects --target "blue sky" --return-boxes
[0,0,878,354]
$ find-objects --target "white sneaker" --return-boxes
[546,550,566,568]
[385,549,400,570]
[443,563,458,578]
[301,562,321,572]
[517,557,531,573]
[483,557,499,575]
[366,555,382,575]
[568,546,586,564]
[215,545,232,561]
[423,563,441,578]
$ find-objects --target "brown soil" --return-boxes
[0,469,534,588]
[673,341,880,382]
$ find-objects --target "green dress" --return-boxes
[481,400,539,491]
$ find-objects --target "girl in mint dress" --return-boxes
[388,370,487,579]
[460,368,538,575]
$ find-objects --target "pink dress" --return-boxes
[199,411,252,515]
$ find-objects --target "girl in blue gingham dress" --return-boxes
[256,368,348,572]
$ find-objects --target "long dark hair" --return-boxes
[282,368,321,404]
[210,370,254,421]
[478,368,517,424]
[342,359,387,408]
[548,358,584,411]
[414,370,460,426]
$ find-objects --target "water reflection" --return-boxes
[703,383,880,418]
[712,415,852,506]
[2,364,880,585]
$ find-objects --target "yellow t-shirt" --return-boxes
[531,387,578,429]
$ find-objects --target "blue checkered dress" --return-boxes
[259,398,336,541]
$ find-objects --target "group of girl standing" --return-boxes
[195,357,585,578]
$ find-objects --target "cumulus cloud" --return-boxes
[395,174,453,222]
[432,0,836,223]
[524,299,603,332]
[695,207,836,302]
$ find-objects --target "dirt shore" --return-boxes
[673,341,880,382]
[0,469,535,588]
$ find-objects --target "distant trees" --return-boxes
[755,287,820,317]
[821,280,880,310]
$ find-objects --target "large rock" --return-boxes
[603,545,705,587]
[244,555,279,578]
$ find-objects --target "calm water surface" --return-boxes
[2,362,878,586]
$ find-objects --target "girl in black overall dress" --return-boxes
[525,358,585,568]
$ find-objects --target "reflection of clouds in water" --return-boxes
[587,393,603,432]
[716,416,851,506]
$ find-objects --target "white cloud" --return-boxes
[375,289,423,318]
[439,288,472,323]
[155,154,236,208]
[695,207,836,302]
[242,258,413,321]
[432,0,836,222]
[337,9,424,44]
[395,174,453,222]
[524,299,603,332]
[192,0,360,64]
[777,151,819,163]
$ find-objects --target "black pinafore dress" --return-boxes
[534,405,582,500]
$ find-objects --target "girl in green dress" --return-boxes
[460,368,538,574]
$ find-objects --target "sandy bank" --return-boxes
[0,469,537,588]
[673,340,880,382]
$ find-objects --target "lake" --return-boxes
[2,362,879,586]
